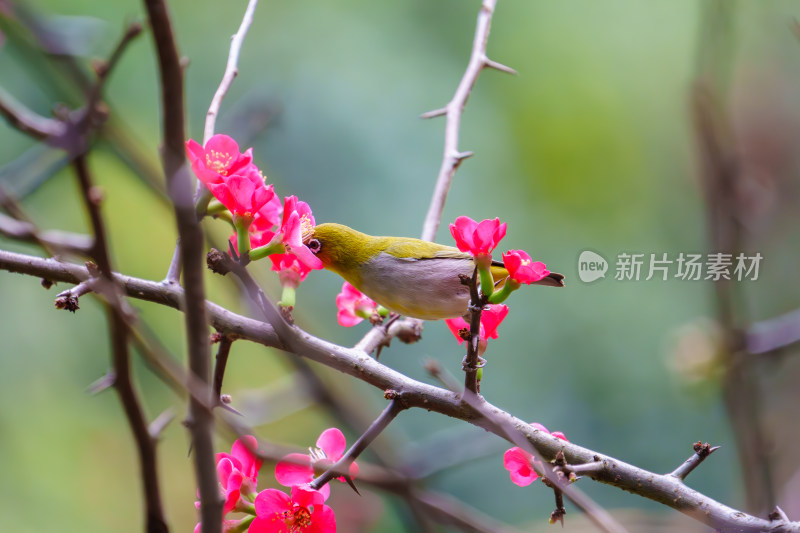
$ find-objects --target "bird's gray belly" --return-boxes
[357,254,473,320]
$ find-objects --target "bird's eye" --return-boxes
[307,238,322,254]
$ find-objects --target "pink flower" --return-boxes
[449,216,507,258]
[270,253,313,287]
[335,282,378,327]
[216,457,245,513]
[445,304,509,344]
[249,486,336,533]
[275,428,359,501]
[194,436,263,526]
[503,424,568,487]
[186,134,256,186]
[215,435,263,497]
[502,250,550,284]
[279,197,323,270]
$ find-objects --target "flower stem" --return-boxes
[248,241,284,262]
[280,285,296,308]
[233,215,252,259]
[488,278,519,304]
[478,264,495,298]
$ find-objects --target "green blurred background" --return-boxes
[2,0,800,531]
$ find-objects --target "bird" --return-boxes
[304,223,564,321]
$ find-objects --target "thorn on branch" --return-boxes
[454,150,474,161]
[420,107,447,119]
[87,371,116,394]
[769,506,790,522]
[148,408,176,439]
[483,57,517,75]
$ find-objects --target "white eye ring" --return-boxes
[308,238,322,253]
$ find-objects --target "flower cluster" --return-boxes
[196,430,354,533]
[186,135,323,304]
[444,215,552,346]
[503,424,568,487]
[334,282,383,327]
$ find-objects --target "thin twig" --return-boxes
[669,441,721,481]
[73,153,168,533]
[165,0,260,284]
[0,85,64,140]
[212,334,234,403]
[746,308,800,354]
[420,0,511,241]
[203,0,259,144]
[0,211,92,255]
[309,397,406,490]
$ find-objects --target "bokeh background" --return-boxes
[2,0,800,531]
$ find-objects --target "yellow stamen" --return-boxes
[206,150,233,175]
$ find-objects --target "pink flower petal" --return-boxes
[231,435,262,481]
[307,504,337,533]
[275,453,314,487]
[445,318,468,344]
[316,428,346,461]
[225,175,257,214]
[254,488,292,516]
[337,309,364,327]
[291,485,326,508]
[480,304,509,340]
[503,447,538,486]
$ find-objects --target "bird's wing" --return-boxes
[381,239,470,261]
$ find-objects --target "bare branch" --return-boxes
[141,0,218,529]
[669,441,721,481]
[0,85,65,139]
[0,211,92,255]
[203,0,259,144]
[421,0,511,241]
[746,308,800,354]
[212,333,234,404]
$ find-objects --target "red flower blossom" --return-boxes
[335,282,378,327]
[275,428,359,502]
[502,250,550,285]
[449,216,506,258]
[279,197,323,270]
[249,486,336,533]
[186,134,256,186]
[503,424,568,487]
[444,304,509,344]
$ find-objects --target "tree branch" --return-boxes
[3,248,797,531]
[141,0,218,529]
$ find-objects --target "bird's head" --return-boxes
[304,223,377,278]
